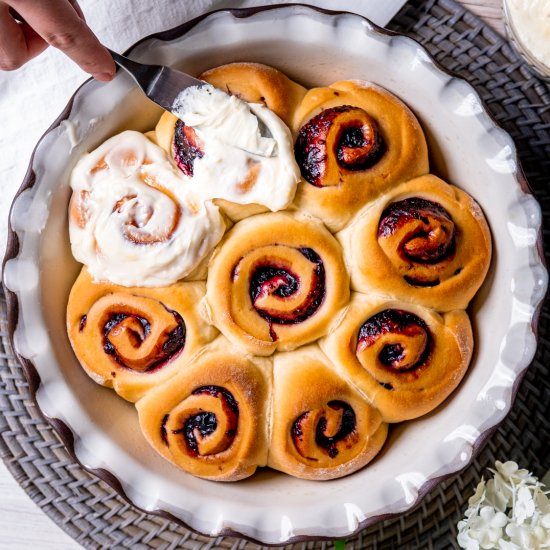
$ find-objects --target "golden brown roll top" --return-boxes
[136,337,271,481]
[205,212,350,356]
[66,267,217,402]
[268,346,387,480]
[292,80,429,231]
[199,62,307,127]
[338,174,492,311]
[321,294,473,422]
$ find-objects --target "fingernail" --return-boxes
[94,72,114,82]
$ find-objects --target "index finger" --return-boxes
[7,0,115,80]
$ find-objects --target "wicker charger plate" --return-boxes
[1,0,549,548]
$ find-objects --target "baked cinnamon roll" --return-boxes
[136,338,271,481]
[321,294,473,422]
[155,63,304,221]
[338,174,492,311]
[69,130,225,287]
[268,346,387,480]
[205,212,350,355]
[66,268,217,402]
[292,80,429,231]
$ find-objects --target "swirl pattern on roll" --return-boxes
[69,130,225,287]
[269,346,387,480]
[67,268,217,402]
[137,338,270,481]
[338,174,492,311]
[295,105,385,187]
[291,80,429,231]
[356,309,431,373]
[321,294,473,422]
[206,212,350,355]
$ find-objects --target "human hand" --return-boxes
[0,0,116,81]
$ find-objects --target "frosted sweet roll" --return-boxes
[69,130,225,287]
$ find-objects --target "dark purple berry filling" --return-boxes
[172,386,239,457]
[102,308,186,372]
[173,119,204,176]
[160,414,169,447]
[294,105,385,186]
[248,247,325,328]
[378,197,456,264]
[357,309,431,372]
[292,400,357,459]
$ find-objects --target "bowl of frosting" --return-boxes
[503,0,550,80]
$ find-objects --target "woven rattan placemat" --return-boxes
[2,0,550,548]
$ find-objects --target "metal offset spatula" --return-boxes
[108,49,205,111]
[108,49,273,139]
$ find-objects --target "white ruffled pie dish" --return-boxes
[2,5,547,545]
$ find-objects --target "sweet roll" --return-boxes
[66,267,217,402]
[136,337,271,481]
[268,346,387,480]
[155,63,304,220]
[321,293,473,422]
[292,80,429,231]
[69,130,225,287]
[205,212,350,355]
[338,174,492,310]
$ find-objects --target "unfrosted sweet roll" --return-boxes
[338,174,492,311]
[155,63,304,221]
[205,212,350,356]
[321,294,473,422]
[268,346,387,480]
[292,80,429,231]
[66,267,217,402]
[136,338,271,481]
[69,130,225,287]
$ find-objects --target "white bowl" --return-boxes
[3,5,547,545]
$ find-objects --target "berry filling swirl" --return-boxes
[206,212,350,355]
[247,247,325,332]
[173,120,204,177]
[81,293,186,373]
[292,400,358,460]
[378,197,458,287]
[295,105,385,187]
[163,385,239,457]
[356,309,432,385]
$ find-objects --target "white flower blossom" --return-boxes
[457,462,550,550]
[506,522,539,549]
[498,540,522,550]
[515,486,536,524]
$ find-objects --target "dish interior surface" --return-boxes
[4,6,546,544]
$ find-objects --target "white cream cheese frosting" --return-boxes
[171,84,300,211]
[508,0,550,68]
[69,130,225,287]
